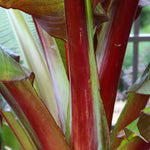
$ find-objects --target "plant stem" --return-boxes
[64,0,110,149]
[96,0,140,128]
[64,0,98,149]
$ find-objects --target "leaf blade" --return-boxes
[34,20,70,134]
[1,111,36,150]
[0,0,66,39]
[111,64,150,149]
[7,9,60,125]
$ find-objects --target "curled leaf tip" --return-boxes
[0,45,20,62]
[0,46,34,83]
[116,130,126,140]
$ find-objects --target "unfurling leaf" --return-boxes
[0,45,20,62]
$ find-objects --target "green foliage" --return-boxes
[3,123,23,150]
[0,121,5,150]
[140,6,150,33]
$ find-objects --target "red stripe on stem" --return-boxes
[64,0,98,149]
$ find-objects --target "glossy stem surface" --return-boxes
[64,0,98,149]
[97,0,139,128]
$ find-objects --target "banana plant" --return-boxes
[0,0,150,150]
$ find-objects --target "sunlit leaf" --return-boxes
[117,132,150,150]
[3,123,23,150]
[120,106,150,148]
[0,45,20,62]
[118,108,150,150]
[0,7,21,56]
[124,119,147,142]
[34,21,69,134]
[7,9,60,125]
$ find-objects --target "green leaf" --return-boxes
[1,111,36,150]
[0,7,21,55]
[0,46,30,81]
[0,117,5,150]
[117,132,150,150]
[55,38,68,73]
[117,108,150,149]
[127,63,150,95]
[130,107,150,142]
[0,97,23,150]
[124,119,147,142]
[3,123,23,150]
[111,64,150,149]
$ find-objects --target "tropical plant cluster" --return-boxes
[0,0,150,150]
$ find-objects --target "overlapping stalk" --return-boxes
[96,0,140,128]
[64,0,109,149]
[0,46,70,150]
